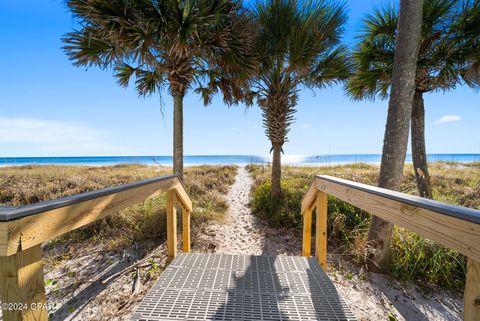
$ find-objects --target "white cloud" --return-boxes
[435,115,461,125]
[300,124,312,129]
[0,117,132,156]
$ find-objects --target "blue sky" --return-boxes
[0,0,478,157]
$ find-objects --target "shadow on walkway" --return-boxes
[305,258,355,320]
[210,253,290,320]
[209,239,355,320]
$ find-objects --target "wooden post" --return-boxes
[302,206,313,256]
[464,258,480,321]
[0,245,48,321]
[166,190,177,260]
[315,192,328,271]
[182,208,191,253]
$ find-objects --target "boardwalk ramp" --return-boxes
[131,253,356,321]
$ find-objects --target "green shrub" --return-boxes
[388,227,466,289]
[251,179,370,238]
[250,180,305,228]
[326,197,370,247]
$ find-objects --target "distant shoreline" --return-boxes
[0,154,478,167]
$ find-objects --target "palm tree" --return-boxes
[63,0,256,180]
[347,0,480,199]
[360,0,424,270]
[250,0,351,200]
[463,0,480,84]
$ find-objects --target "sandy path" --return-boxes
[201,166,301,256]
[206,165,263,254]
[198,166,462,321]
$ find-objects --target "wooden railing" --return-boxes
[301,175,480,321]
[0,174,192,321]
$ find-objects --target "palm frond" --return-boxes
[251,0,349,146]
[307,45,353,88]
[64,0,257,102]
[62,28,121,68]
[348,0,479,100]
[359,4,397,42]
[114,63,137,88]
[135,68,165,97]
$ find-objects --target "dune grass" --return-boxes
[0,164,237,248]
[247,162,480,289]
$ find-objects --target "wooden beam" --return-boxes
[315,192,328,271]
[166,190,177,259]
[0,245,48,321]
[301,182,317,214]
[182,208,191,253]
[302,207,313,256]
[174,187,192,213]
[316,177,480,261]
[464,258,480,321]
[1,178,180,256]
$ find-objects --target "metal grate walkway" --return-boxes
[131,253,356,321]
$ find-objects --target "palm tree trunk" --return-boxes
[271,144,282,200]
[367,0,424,271]
[411,91,432,199]
[173,93,184,181]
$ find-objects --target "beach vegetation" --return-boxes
[0,164,237,246]
[248,162,479,289]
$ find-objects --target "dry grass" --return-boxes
[0,164,238,247]
[248,162,480,208]
[0,164,168,205]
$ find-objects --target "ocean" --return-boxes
[0,154,479,167]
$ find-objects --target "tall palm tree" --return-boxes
[250,0,351,200]
[63,0,256,180]
[347,0,480,199]
[360,0,425,270]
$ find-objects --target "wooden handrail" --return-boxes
[0,174,192,321]
[0,175,192,222]
[301,175,480,321]
[302,175,480,259]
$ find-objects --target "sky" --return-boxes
[0,0,478,157]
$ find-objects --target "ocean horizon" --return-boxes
[0,154,479,167]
